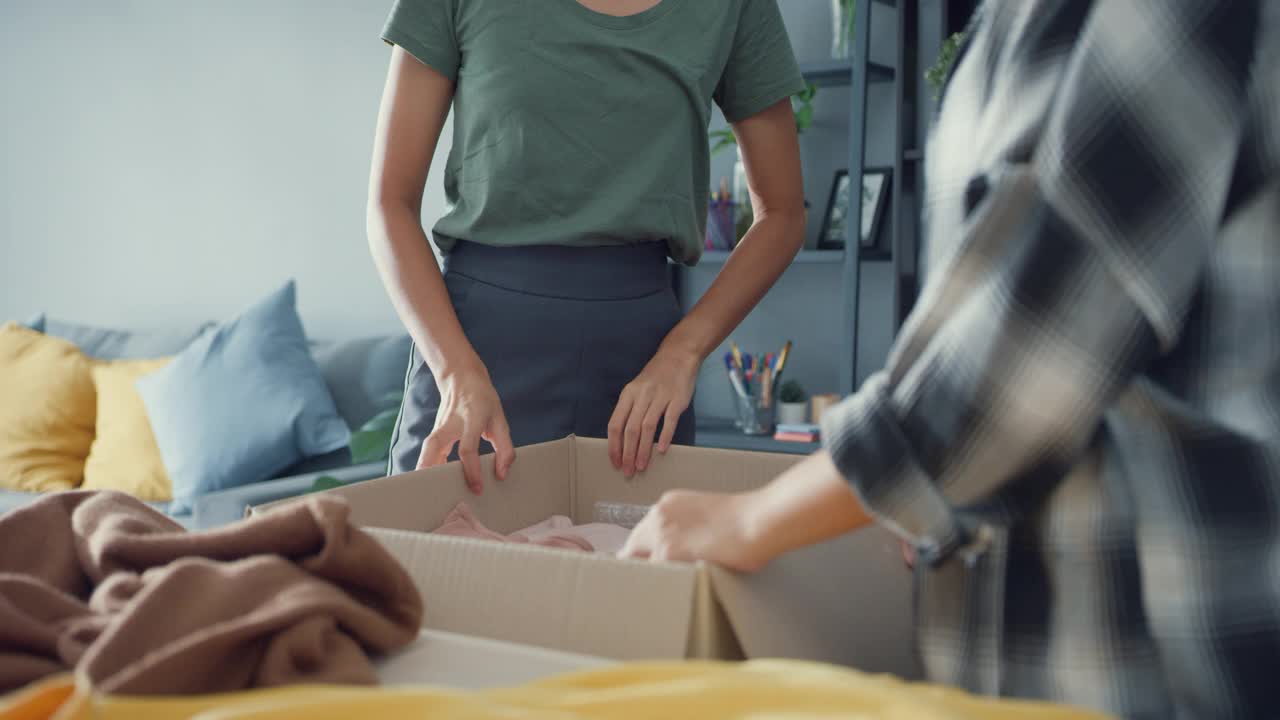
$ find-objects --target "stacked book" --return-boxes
[773,423,820,443]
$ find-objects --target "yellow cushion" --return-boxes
[2,661,1116,720]
[82,358,174,502]
[0,323,96,492]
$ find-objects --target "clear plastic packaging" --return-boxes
[593,502,651,529]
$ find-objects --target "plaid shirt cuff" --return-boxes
[820,373,973,566]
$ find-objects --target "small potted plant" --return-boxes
[777,380,809,425]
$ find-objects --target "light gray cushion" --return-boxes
[26,313,211,360]
[271,333,407,479]
[271,334,409,480]
[312,334,412,431]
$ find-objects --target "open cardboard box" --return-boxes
[379,629,612,689]
[253,436,920,678]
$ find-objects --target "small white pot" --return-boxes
[777,402,808,426]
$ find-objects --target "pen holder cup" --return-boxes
[734,392,775,436]
[727,377,744,428]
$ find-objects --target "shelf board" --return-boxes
[799,59,894,87]
[695,423,820,456]
[696,249,844,266]
[687,247,895,267]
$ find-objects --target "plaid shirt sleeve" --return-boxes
[821,0,1260,566]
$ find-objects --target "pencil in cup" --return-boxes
[724,347,776,435]
[723,353,747,427]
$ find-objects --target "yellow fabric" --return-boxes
[81,358,173,502]
[1,661,1115,720]
[0,676,75,720]
[0,325,95,492]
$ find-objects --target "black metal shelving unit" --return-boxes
[695,421,820,456]
[763,0,924,397]
[681,0,935,455]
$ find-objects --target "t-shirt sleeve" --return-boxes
[713,0,806,123]
[381,0,461,82]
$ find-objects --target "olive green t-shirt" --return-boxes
[382,0,804,265]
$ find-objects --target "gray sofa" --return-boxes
[0,324,411,529]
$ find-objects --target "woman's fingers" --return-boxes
[418,425,456,469]
[620,391,655,477]
[656,399,686,456]
[634,398,668,473]
[483,410,516,481]
[607,390,636,470]
[458,422,485,494]
[618,514,655,560]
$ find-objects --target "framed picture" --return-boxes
[817,167,892,250]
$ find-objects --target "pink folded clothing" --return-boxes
[432,503,631,554]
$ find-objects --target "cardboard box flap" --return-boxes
[369,527,702,661]
[285,437,575,534]
[570,437,801,522]
[377,629,613,689]
[708,527,921,679]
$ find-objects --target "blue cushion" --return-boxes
[21,313,209,360]
[137,281,351,513]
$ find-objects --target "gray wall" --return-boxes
[692,0,900,422]
[0,0,446,339]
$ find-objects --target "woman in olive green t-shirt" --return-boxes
[369,0,807,492]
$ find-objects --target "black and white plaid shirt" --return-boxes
[821,2,1280,718]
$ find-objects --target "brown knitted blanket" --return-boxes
[0,491,423,695]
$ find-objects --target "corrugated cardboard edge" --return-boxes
[367,526,702,661]
[687,565,745,660]
[377,629,614,689]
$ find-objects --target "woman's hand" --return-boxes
[418,366,515,494]
[618,452,875,570]
[608,347,699,476]
[618,489,770,572]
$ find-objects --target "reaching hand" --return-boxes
[417,367,515,494]
[617,489,768,572]
[608,348,698,477]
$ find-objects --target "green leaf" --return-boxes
[925,31,966,100]
[709,130,738,156]
[350,429,392,465]
[794,105,814,133]
[360,407,401,434]
[311,475,345,492]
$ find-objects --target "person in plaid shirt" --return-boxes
[620,1,1280,717]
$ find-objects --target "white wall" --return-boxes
[0,0,903,406]
[0,0,450,339]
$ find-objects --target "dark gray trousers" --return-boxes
[388,240,695,475]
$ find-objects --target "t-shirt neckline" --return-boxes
[556,0,682,29]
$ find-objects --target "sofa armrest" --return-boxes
[190,462,386,529]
